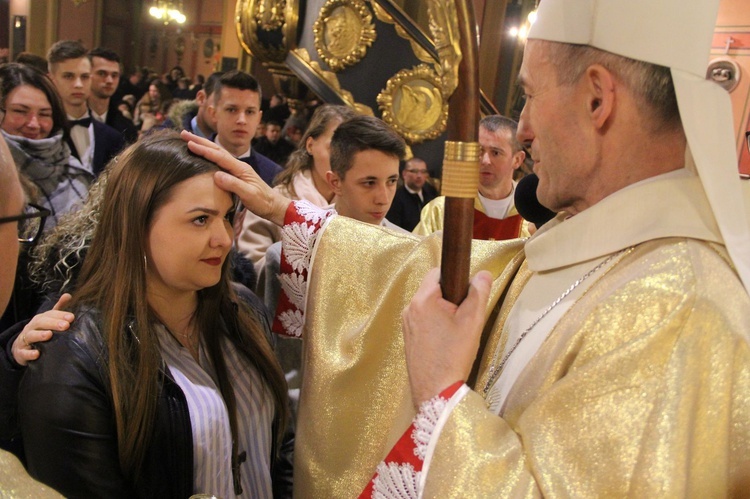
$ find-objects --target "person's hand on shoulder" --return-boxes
[12,294,75,367]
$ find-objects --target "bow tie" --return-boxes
[69,117,91,128]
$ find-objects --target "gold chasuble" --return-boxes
[425,238,750,496]
[285,171,750,496]
[293,216,525,496]
[0,450,63,497]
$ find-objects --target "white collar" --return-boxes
[404,184,422,196]
[214,135,251,159]
[67,110,91,121]
[525,170,722,272]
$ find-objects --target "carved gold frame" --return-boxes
[236,0,300,64]
[313,0,377,72]
[370,2,435,65]
[290,48,374,116]
[256,0,286,31]
[377,64,448,144]
[426,0,461,99]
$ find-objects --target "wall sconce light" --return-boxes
[707,57,741,93]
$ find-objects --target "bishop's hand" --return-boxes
[182,130,291,226]
[402,268,493,407]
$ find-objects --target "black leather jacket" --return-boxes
[18,293,293,498]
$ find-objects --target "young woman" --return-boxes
[0,63,93,230]
[0,63,94,331]
[236,104,357,266]
[18,131,291,498]
[134,79,171,127]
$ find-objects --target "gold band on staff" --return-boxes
[441,141,480,198]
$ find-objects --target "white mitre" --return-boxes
[529,0,750,295]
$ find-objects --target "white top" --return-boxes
[91,109,108,123]
[157,325,274,498]
[238,169,333,265]
[404,184,424,202]
[68,112,94,172]
[477,182,516,220]
[214,135,251,159]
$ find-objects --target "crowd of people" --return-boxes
[0,0,749,495]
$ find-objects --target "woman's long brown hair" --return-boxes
[70,130,288,484]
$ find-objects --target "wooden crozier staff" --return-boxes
[432,0,481,304]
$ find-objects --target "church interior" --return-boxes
[2,0,749,174]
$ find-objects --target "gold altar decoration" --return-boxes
[427,0,462,100]
[374,0,461,144]
[236,0,300,64]
[370,2,435,65]
[256,0,286,31]
[289,48,374,115]
[377,64,448,143]
[313,0,377,72]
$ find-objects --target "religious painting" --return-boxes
[313,0,376,72]
[377,64,448,144]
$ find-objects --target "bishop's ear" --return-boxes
[584,64,615,129]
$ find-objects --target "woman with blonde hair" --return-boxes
[18,131,291,497]
[237,104,357,269]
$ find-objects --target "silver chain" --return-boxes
[482,247,632,397]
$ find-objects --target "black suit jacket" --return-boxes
[105,106,139,144]
[92,120,126,176]
[386,182,439,232]
[238,150,283,187]
[67,119,126,177]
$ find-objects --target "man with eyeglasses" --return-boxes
[0,135,61,496]
[0,123,54,328]
[0,136,26,314]
[0,136,48,311]
[385,157,438,232]
[414,115,530,240]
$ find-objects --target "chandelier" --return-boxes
[149,0,187,25]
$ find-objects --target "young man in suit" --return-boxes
[207,70,282,187]
[87,48,138,144]
[47,40,124,177]
[386,157,438,231]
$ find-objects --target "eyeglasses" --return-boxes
[405,169,429,175]
[0,204,51,246]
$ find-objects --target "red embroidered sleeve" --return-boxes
[359,381,466,498]
[272,200,336,337]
